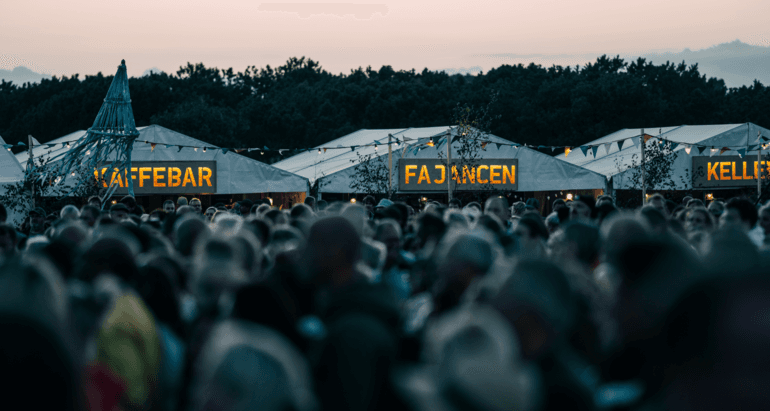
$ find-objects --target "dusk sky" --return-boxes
[3,0,769,77]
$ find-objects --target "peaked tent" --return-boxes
[554,123,770,190]
[274,127,608,194]
[17,125,309,195]
[0,135,25,184]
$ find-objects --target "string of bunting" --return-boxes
[8,133,770,158]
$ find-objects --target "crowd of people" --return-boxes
[1,190,770,411]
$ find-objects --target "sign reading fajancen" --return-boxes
[692,156,770,188]
[399,159,518,191]
[94,161,216,194]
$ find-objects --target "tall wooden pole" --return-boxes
[28,135,35,208]
[447,131,453,202]
[758,130,762,197]
[640,128,646,204]
[388,134,393,199]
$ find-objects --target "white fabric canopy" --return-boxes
[16,125,309,194]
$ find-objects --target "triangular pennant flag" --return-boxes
[279,149,287,155]
[579,146,589,156]
[481,142,488,149]
[452,136,460,144]
[165,144,172,148]
[150,143,156,152]
[617,140,625,151]
[762,136,770,142]
[632,137,641,147]
[738,148,747,158]
[565,147,572,157]
[670,142,678,150]
[323,148,327,153]
[47,143,56,149]
[248,148,257,152]
[537,145,545,149]
[263,146,269,150]
[643,134,653,143]
[710,147,718,157]
[551,146,556,152]
[591,146,599,158]
[698,146,707,155]
[496,143,503,150]
[222,148,229,155]
[194,147,198,152]
[684,145,692,155]
[3,144,11,148]
[604,142,612,154]
[235,149,245,153]
[720,147,729,155]
[178,146,184,152]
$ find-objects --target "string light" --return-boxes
[374,144,378,151]
[318,148,322,154]
[86,150,90,155]
[66,143,71,149]
[203,147,207,153]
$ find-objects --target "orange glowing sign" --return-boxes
[399,159,518,191]
[94,161,216,194]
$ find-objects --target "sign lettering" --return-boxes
[399,159,518,191]
[94,161,217,194]
[692,156,769,188]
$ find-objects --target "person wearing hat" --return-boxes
[110,203,130,222]
[375,198,394,210]
[28,207,47,236]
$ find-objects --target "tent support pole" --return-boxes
[447,131,452,202]
[640,129,647,206]
[28,135,34,208]
[758,130,762,197]
[388,134,393,199]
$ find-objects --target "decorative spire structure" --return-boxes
[43,60,141,202]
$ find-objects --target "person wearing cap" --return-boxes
[375,198,394,210]
[110,203,130,222]
[28,207,47,236]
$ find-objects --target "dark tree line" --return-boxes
[2,55,770,164]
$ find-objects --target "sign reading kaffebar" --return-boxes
[399,159,518,191]
[94,161,216,194]
[692,156,770,188]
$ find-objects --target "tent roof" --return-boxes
[0,135,25,184]
[272,127,452,185]
[17,125,309,194]
[554,123,762,177]
[305,128,608,193]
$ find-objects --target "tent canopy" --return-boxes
[555,123,770,190]
[274,127,608,193]
[17,125,309,194]
[0,135,25,184]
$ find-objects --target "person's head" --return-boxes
[685,207,714,234]
[177,196,188,207]
[514,214,549,258]
[119,195,137,212]
[688,199,705,209]
[59,205,80,221]
[204,207,217,220]
[317,200,328,212]
[0,223,17,255]
[595,195,613,208]
[304,196,316,211]
[190,198,202,214]
[570,195,595,221]
[647,193,667,216]
[374,219,401,269]
[0,203,7,224]
[290,203,314,221]
[256,204,271,216]
[304,217,361,287]
[79,205,99,227]
[448,198,462,210]
[109,203,130,222]
[163,200,176,213]
[238,200,253,216]
[548,221,600,268]
[681,195,693,206]
[87,196,102,209]
[721,198,758,232]
[484,196,509,225]
[29,207,47,233]
[708,200,725,217]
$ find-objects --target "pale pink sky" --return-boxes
[2,0,769,77]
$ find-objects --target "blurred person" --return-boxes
[570,195,595,222]
[0,224,17,258]
[681,195,693,206]
[514,213,549,259]
[177,196,188,207]
[109,203,130,222]
[511,201,526,217]
[87,195,102,209]
[374,219,411,301]
[545,212,560,234]
[204,207,217,220]
[647,194,668,216]
[290,203,314,221]
[176,205,194,216]
[720,198,758,241]
[596,195,614,208]
[431,234,495,316]
[304,195,316,211]
[707,200,724,218]
[684,207,714,234]
[265,209,289,226]
[687,199,705,208]
[448,198,462,210]
[190,198,203,214]
[484,196,510,228]
[163,199,176,213]
[317,200,328,211]
[80,205,100,228]
[238,200,254,216]
[120,195,139,216]
[639,206,668,236]
[27,207,47,237]
[257,203,271,216]
[59,204,80,220]
[759,204,770,247]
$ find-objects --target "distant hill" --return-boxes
[0,66,50,85]
[640,40,770,88]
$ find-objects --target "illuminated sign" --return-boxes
[399,159,518,191]
[692,156,770,188]
[94,161,216,194]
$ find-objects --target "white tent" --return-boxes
[17,125,309,195]
[554,123,770,190]
[273,127,608,193]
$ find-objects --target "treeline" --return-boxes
[2,56,770,163]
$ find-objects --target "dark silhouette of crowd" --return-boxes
[1,191,770,411]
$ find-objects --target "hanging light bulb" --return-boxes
[318,148,322,154]
[66,143,71,149]
[194,147,198,152]
[374,144,378,151]
[203,147,207,153]
[260,151,264,155]
[6,148,10,152]
[86,150,90,155]
[71,172,75,177]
